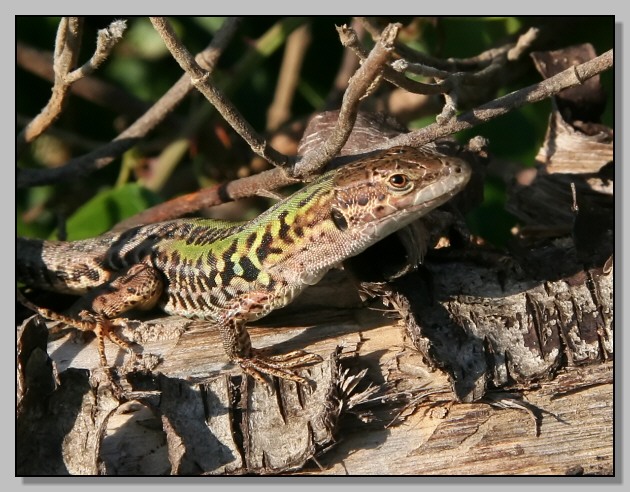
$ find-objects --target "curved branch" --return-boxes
[337,24,445,96]
[65,20,127,83]
[16,17,85,156]
[291,23,400,177]
[112,167,296,232]
[17,41,165,124]
[114,39,613,231]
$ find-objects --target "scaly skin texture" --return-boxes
[17,146,471,383]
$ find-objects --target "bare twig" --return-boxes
[340,24,539,108]
[394,33,511,72]
[324,18,363,109]
[65,20,126,83]
[362,18,538,74]
[112,167,295,231]
[17,41,165,123]
[385,49,613,149]
[390,59,450,79]
[439,28,540,89]
[349,23,541,127]
[17,17,241,189]
[291,23,400,177]
[149,16,291,169]
[136,19,307,194]
[267,23,312,132]
[337,24,445,96]
[508,27,540,61]
[17,18,85,156]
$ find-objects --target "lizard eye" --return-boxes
[387,173,412,191]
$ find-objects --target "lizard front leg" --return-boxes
[220,318,322,386]
[219,292,321,385]
[22,262,163,367]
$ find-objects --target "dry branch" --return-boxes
[149,17,291,170]
[16,19,614,476]
[385,49,613,149]
[17,18,86,156]
[337,24,445,95]
[115,20,401,229]
[112,167,297,232]
[324,18,362,109]
[17,41,162,124]
[290,23,400,177]
[65,20,127,83]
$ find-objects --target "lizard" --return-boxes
[17,145,471,385]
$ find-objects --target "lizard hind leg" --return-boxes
[20,263,164,368]
[20,305,125,368]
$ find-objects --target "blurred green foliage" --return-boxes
[51,184,161,241]
[16,17,614,247]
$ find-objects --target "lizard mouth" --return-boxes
[398,165,470,215]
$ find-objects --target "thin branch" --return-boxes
[390,58,450,80]
[361,18,540,74]
[17,17,85,156]
[53,17,83,76]
[112,167,295,231]
[65,20,126,83]
[149,16,291,169]
[346,25,541,110]
[291,23,400,177]
[117,22,401,229]
[384,49,613,149]
[508,27,540,61]
[337,24,445,96]
[347,25,540,127]
[17,17,241,189]
[17,41,166,124]
[114,43,612,231]
[324,18,363,110]
[381,27,509,72]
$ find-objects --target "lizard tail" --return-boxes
[17,236,112,294]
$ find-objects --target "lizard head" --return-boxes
[329,146,471,242]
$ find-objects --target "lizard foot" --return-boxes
[78,312,139,367]
[252,348,323,366]
[31,305,138,368]
[235,349,322,388]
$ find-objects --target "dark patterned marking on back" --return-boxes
[277,210,292,243]
[219,240,239,287]
[256,228,283,263]
[244,232,257,250]
[238,255,260,282]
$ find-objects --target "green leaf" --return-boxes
[53,183,161,241]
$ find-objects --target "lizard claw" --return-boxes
[235,349,322,389]
[251,348,323,366]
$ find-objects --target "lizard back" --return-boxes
[18,146,471,324]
